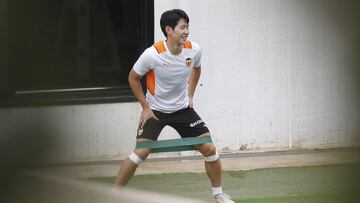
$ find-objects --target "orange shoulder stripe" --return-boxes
[153,40,166,53]
[146,70,155,96]
[183,40,192,49]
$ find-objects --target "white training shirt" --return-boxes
[133,40,202,113]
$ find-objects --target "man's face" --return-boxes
[167,18,189,44]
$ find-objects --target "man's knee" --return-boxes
[200,143,220,162]
[129,139,151,165]
[128,148,150,165]
[201,143,216,156]
[128,152,144,165]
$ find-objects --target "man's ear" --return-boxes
[165,25,172,35]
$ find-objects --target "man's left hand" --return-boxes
[189,97,194,108]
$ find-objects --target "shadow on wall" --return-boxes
[296,0,360,142]
[310,0,360,86]
[301,0,360,107]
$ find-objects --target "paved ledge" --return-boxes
[35,147,360,178]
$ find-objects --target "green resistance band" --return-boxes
[135,136,213,153]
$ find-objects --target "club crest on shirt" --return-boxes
[185,58,192,68]
[137,128,143,136]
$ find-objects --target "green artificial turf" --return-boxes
[89,163,360,202]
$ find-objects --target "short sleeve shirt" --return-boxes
[133,40,202,113]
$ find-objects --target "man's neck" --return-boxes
[166,38,182,55]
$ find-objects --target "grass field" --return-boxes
[89,163,360,202]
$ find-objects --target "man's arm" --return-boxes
[128,69,158,128]
[188,66,201,108]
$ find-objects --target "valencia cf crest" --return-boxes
[137,128,143,136]
[185,58,192,68]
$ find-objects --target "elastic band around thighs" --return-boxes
[129,152,144,165]
[205,152,219,162]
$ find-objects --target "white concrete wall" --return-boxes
[6,103,141,163]
[154,0,360,150]
[2,0,360,163]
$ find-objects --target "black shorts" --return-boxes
[137,107,210,140]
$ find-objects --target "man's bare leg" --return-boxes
[196,133,222,187]
[196,134,235,202]
[114,139,151,188]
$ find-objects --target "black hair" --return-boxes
[160,9,189,37]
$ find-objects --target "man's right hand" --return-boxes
[139,108,159,129]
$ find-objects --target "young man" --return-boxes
[115,9,235,203]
